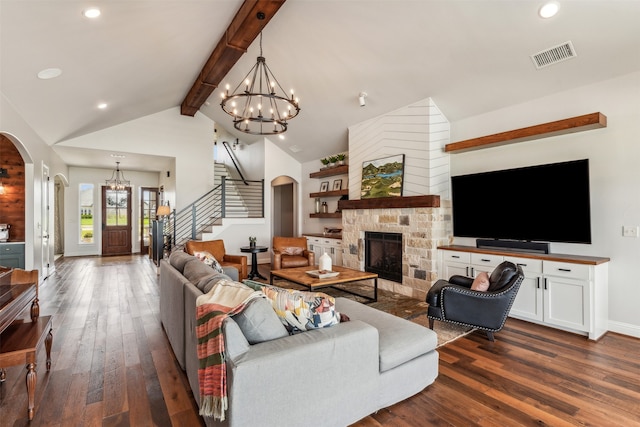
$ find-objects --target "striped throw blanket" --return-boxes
[196,279,262,421]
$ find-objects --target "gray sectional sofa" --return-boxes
[160,250,439,427]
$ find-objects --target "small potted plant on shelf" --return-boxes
[336,153,346,165]
[320,157,330,170]
[328,155,338,168]
[249,236,256,248]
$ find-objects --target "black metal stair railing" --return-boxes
[162,177,264,251]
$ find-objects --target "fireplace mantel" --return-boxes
[338,195,440,210]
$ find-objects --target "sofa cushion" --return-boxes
[183,258,217,285]
[169,250,193,273]
[197,272,230,294]
[260,284,342,333]
[335,297,437,373]
[193,250,224,273]
[232,297,289,344]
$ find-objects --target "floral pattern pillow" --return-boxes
[260,284,341,333]
[193,250,224,274]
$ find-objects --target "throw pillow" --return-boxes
[232,297,289,344]
[471,271,490,292]
[280,246,304,256]
[193,250,224,274]
[260,284,342,333]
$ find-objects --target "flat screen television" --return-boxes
[451,159,592,245]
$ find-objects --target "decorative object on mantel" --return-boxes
[220,18,300,135]
[361,154,405,199]
[249,237,257,248]
[105,161,130,190]
[445,112,607,153]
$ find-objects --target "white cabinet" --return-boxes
[506,256,543,322]
[541,261,591,333]
[440,250,502,278]
[305,236,343,267]
[439,246,609,340]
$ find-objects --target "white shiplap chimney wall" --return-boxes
[347,97,450,200]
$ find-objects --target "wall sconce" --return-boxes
[232,139,240,151]
[359,92,368,107]
[0,168,8,195]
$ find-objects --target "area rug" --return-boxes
[264,278,476,347]
[406,314,477,347]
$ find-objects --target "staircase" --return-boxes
[164,162,264,250]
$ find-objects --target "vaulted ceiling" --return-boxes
[2,1,639,171]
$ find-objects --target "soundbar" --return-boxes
[476,239,550,254]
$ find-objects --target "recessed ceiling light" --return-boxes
[83,8,101,19]
[110,154,126,158]
[97,103,108,109]
[37,68,62,80]
[539,1,560,18]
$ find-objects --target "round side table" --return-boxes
[240,245,268,280]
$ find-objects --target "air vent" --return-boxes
[531,41,577,69]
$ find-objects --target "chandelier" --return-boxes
[105,162,130,190]
[220,30,300,135]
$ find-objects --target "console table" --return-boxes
[0,267,52,420]
[438,245,609,340]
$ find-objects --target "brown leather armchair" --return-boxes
[184,239,248,280]
[271,237,315,270]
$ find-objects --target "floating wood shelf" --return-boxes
[338,195,440,210]
[310,213,342,219]
[445,112,607,153]
[309,165,348,178]
[310,189,348,198]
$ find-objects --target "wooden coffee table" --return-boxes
[270,265,378,302]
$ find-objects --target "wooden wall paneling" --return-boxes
[0,135,26,242]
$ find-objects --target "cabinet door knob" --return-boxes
[558,268,571,272]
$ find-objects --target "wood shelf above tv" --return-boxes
[445,112,607,153]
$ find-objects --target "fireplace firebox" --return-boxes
[364,231,402,283]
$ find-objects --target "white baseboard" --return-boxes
[607,320,640,339]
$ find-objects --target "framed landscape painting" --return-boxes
[361,154,405,199]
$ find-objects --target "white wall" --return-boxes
[1,93,69,282]
[348,97,451,200]
[449,71,640,337]
[64,166,160,257]
[58,107,214,209]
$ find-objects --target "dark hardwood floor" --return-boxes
[1,255,639,426]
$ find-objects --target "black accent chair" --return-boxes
[426,261,524,341]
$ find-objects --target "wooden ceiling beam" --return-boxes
[181,0,286,116]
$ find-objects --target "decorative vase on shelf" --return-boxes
[319,252,332,272]
[322,201,328,213]
[315,198,321,214]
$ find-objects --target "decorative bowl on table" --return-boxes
[306,270,340,279]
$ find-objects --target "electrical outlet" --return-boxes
[622,226,639,237]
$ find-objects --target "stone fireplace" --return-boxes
[340,196,451,300]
